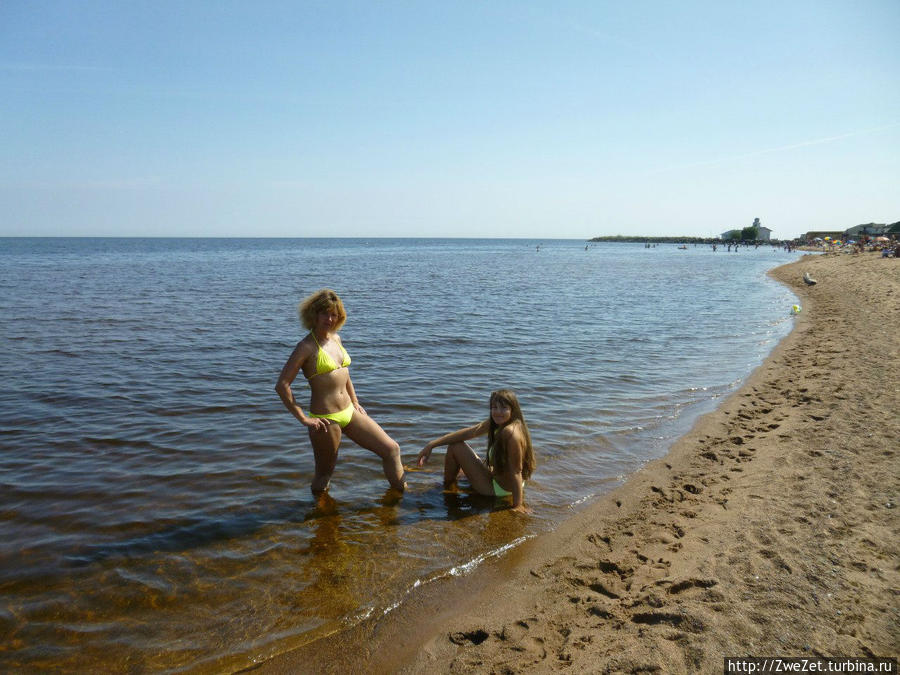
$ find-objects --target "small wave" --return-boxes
[65,505,306,565]
[35,348,80,358]
[83,437,162,450]
[152,404,246,417]
[446,536,533,578]
[570,493,596,507]
[368,535,535,622]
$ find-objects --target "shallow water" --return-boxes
[0,238,799,671]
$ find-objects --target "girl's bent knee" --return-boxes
[446,441,465,455]
[387,441,401,460]
[374,439,401,461]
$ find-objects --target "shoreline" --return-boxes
[587,237,791,245]
[250,252,899,674]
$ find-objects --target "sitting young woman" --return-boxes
[416,389,535,513]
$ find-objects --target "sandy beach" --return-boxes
[254,252,899,674]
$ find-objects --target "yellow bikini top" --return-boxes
[306,332,350,380]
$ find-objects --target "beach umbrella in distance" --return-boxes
[875,236,890,242]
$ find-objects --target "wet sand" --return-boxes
[251,252,899,674]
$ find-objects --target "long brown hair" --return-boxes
[487,389,535,480]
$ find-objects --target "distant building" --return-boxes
[802,221,899,242]
[751,218,773,241]
[720,218,772,241]
[845,223,891,237]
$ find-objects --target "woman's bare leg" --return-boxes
[308,424,341,495]
[444,441,494,496]
[443,442,464,488]
[343,413,406,492]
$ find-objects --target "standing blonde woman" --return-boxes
[416,389,535,513]
[276,289,406,497]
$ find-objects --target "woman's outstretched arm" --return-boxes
[416,419,489,467]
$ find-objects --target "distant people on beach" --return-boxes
[276,289,406,499]
[416,389,535,513]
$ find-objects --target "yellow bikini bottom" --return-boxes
[310,402,355,429]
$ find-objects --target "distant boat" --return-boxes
[677,245,688,250]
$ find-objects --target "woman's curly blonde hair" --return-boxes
[298,289,347,331]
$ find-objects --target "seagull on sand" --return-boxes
[803,271,817,286]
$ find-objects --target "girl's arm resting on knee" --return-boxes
[427,419,489,449]
[416,419,489,466]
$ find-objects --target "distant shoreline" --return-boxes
[588,235,791,245]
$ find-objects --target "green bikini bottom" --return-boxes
[492,479,525,497]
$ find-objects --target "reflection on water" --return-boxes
[440,490,500,521]
[0,238,800,671]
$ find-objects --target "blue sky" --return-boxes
[2,1,898,239]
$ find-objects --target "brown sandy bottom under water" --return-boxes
[252,252,899,674]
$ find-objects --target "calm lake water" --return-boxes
[0,238,799,671]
